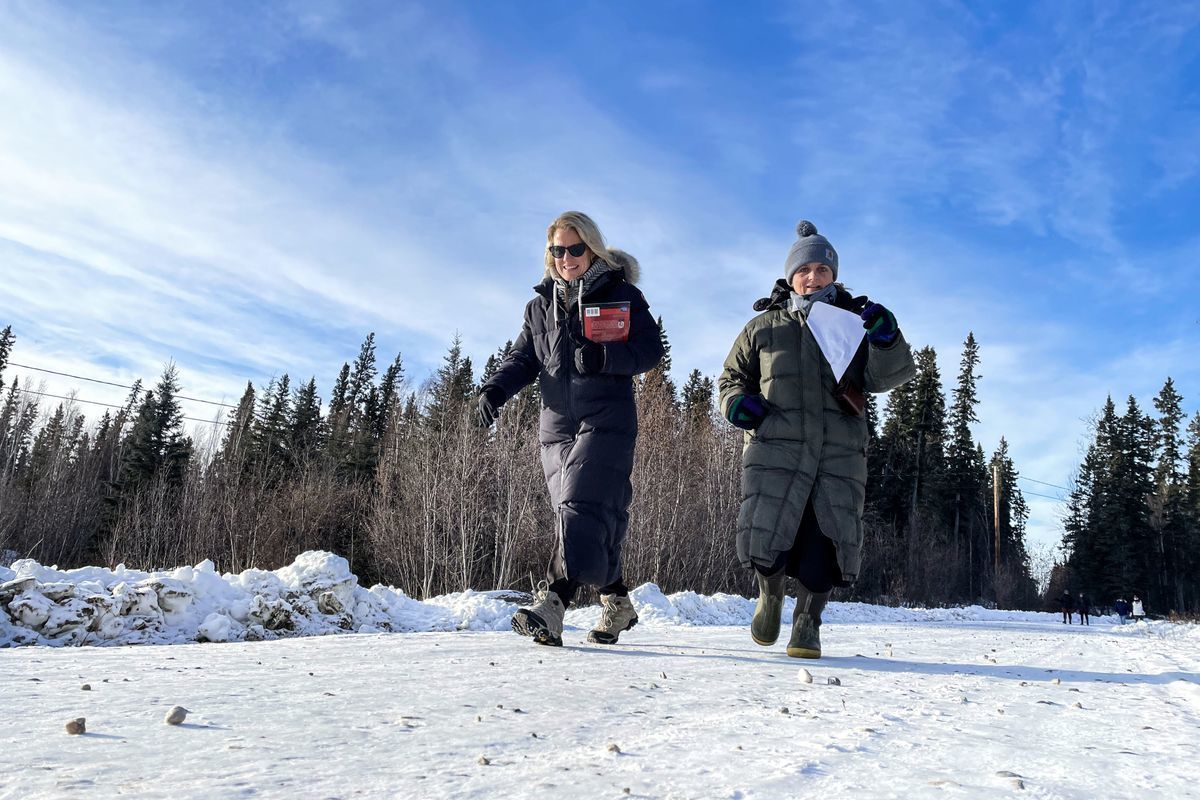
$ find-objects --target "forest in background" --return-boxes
[4,321,1193,612]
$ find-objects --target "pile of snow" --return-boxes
[0,551,459,647]
[0,550,1173,648]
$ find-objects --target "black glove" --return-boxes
[726,394,767,430]
[476,387,504,428]
[860,302,899,347]
[569,328,606,374]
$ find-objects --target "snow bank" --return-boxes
[0,550,1185,648]
[0,551,465,647]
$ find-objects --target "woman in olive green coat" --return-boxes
[719,220,916,658]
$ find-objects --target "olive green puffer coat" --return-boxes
[719,281,916,583]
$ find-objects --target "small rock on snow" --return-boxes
[164,706,188,725]
[608,743,621,753]
[827,676,841,686]
[81,684,91,691]
[798,668,813,684]
[65,718,86,735]
[478,756,490,766]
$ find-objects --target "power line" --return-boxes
[1023,490,1065,502]
[1019,476,1070,491]
[881,465,1071,497]
[8,361,239,409]
[13,388,234,427]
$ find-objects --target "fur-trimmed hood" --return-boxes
[542,248,641,285]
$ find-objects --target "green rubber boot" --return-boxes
[750,569,787,646]
[786,586,830,659]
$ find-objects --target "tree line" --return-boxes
[1053,380,1200,617]
[0,322,1047,608]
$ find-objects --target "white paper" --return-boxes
[806,301,866,382]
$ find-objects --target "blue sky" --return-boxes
[3,1,1200,552]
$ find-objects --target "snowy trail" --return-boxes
[3,618,1198,799]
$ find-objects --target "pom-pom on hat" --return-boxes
[784,220,839,283]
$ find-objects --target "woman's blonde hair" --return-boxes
[544,211,615,277]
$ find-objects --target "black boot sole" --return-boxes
[511,609,562,647]
[587,616,637,645]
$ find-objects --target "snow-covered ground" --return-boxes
[3,553,1199,799]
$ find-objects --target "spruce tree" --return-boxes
[117,364,192,491]
[874,368,920,533]
[26,403,67,485]
[480,342,511,386]
[1070,399,1123,599]
[640,317,677,406]
[425,335,475,432]
[656,316,672,374]
[375,354,404,441]
[327,362,352,464]
[989,437,1034,605]
[0,381,21,474]
[329,363,351,419]
[1151,378,1187,610]
[680,369,715,426]
[1073,396,1158,606]
[946,333,986,599]
[910,346,947,510]
[0,325,13,393]
[1182,411,1200,610]
[252,375,292,474]
[290,377,323,460]
[1118,395,1158,605]
[347,333,378,413]
[217,382,256,473]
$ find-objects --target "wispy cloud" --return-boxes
[2,1,1199,550]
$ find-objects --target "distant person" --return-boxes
[478,211,664,647]
[1059,590,1074,624]
[1131,595,1146,622]
[1114,597,1131,624]
[1076,592,1089,625]
[718,220,916,659]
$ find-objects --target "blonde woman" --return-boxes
[478,211,664,646]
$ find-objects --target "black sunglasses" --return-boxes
[548,243,588,259]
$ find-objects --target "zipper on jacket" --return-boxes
[787,313,808,446]
[563,279,582,421]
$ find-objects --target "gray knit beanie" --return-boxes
[784,220,838,283]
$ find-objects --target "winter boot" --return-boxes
[511,583,566,647]
[786,585,830,659]
[750,569,787,646]
[587,594,638,644]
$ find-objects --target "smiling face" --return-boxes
[551,226,592,281]
[790,261,834,295]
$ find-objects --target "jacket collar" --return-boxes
[753,280,868,314]
[534,266,624,299]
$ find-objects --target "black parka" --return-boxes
[482,253,664,586]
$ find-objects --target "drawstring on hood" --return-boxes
[555,257,613,318]
[545,248,642,325]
